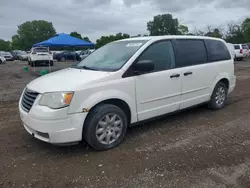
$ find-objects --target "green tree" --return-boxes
[95,33,130,48]
[0,39,12,51]
[242,18,250,42]
[178,25,189,35]
[70,31,82,39]
[225,22,245,43]
[11,35,21,50]
[83,37,91,42]
[147,14,179,36]
[13,20,56,50]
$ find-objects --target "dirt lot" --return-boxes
[1,60,250,188]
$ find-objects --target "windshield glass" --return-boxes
[75,40,148,71]
[3,52,11,55]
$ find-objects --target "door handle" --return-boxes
[184,71,193,76]
[170,74,180,78]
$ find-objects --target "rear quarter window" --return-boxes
[234,45,240,50]
[205,40,231,61]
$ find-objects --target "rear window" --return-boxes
[234,45,240,49]
[34,48,48,52]
[242,45,248,49]
[205,40,231,61]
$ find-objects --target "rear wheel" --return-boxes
[31,61,36,67]
[209,82,228,110]
[83,104,128,150]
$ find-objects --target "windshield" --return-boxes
[3,52,11,55]
[75,40,148,71]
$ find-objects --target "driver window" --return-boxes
[138,41,175,72]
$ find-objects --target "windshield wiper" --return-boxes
[80,66,98,71]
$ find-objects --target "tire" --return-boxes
[31,61,35,67]
[83,104,128,150]
[209,82,228,110]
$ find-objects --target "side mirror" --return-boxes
[133,60,154,74]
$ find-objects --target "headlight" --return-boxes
[39,92,74,109]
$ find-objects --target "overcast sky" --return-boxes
[1,0,250,42]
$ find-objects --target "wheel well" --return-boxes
[219,78,229,89]
[87,99,131,124]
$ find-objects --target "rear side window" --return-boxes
[138,40,175,71]
[234,45,240,49]
[205,40,231,61]
[175,39,207,67]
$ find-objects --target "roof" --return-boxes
[33,33,94,47]
[119,35,225,42]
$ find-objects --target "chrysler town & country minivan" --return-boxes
[19,36,236,150]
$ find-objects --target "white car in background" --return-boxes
[20,51,29,61]
[234,44,249,61]
[226,43,235,60]
[28,47,53,67]
[0,54,6,64]
[80,49,95,60]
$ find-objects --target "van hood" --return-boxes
[27,68,111,93]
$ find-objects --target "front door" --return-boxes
[134,40,182,121]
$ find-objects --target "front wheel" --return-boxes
[209,82,228,110]
[83,104,128,150]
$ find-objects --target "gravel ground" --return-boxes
[1,60,250,188]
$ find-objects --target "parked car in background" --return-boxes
[11,50,23,60]
[0,51,14,61]
[79,49,95,60]
[19,36,236,150]
[234,44,249,61]
[19,51,29,61]
[0,54,6,64]
[53,51,81,61]
[28,47,53,67]
[226,43,235,60]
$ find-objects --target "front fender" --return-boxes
[68,88,137,123]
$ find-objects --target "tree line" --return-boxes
[0,14,250,51]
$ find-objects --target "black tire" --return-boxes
[31,61,35,67]
[209,82,228,110]
[83,104,128,150]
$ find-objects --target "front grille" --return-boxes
[21,89,39,112]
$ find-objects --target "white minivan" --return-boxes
[19,36,236,150]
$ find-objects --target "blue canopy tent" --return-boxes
[32,33,94,72]
[33,33,94,47]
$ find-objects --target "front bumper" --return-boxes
[19,95,87,144]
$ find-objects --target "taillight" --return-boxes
[240,49,243,54]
